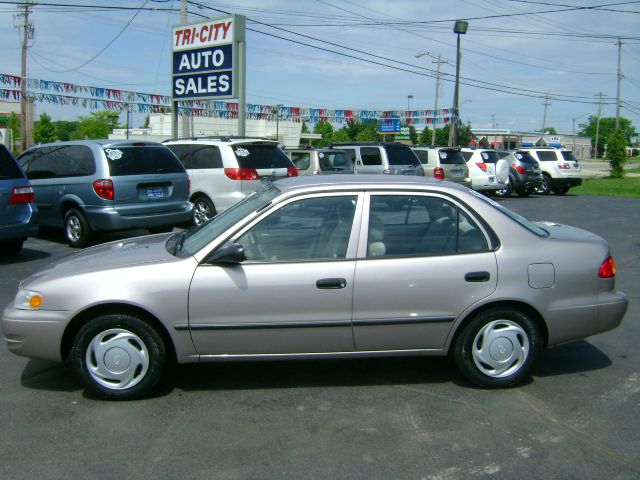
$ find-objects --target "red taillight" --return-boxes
[558,163,570,170]
[433,167,445,179]
[514,164,526,174]
[287,166,299,177]
[224,168,260,180]
[188,177,191,195]
[93,179,114,200]
[475,162,487,172]
[599,256,616,278]
[9,186,35,205]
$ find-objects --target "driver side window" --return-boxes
[236,196,357,262]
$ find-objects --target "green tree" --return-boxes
[7,113,20,153]
[408,125,418,145]
[312,121,334,146]
[33,113,56,144]
[70,111,120,140]
[355,123,379,142]
[435,124,450,146]
[541,126,558,135]
[52,120,79,141]
[418,127,433,145]
[301,121,309,134]
[331,127,352,143]
[607,129,627,178]
[578,116,636,157]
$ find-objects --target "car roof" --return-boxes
[23,139,168,150]
[271,174,468,195]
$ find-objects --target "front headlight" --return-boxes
[14,289,44,310]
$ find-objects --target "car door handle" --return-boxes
[465,271,490,282]
[316,278,347,289]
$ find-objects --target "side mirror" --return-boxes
[204,243,246,265]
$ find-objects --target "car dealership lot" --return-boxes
[1,194,639,479]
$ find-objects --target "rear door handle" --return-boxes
[316,278,347,289]
[465,271,490,282]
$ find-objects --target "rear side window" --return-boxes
[478,151,499,164]
[290,152,311,170]
[232,144,293,168]
[340,148,356,162]
[106,146,185,176]
[361,147,382,166]
[20,145,95,179]
[322,151,353,170]
[413,150,428,164]
[513,151,536,164]
[536,151,558,162]
[0,146,24,179]
[385,145,420,166]
[437,149,466,165]
[561,150,577,162]
[167,144,223,169]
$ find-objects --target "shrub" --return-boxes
[607,129,627,179]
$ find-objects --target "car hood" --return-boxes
[22,233,178,286]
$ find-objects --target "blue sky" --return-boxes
[0,0,638,133]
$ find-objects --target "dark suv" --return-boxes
[494,150,543,198]
[18,140,193,247]
[0,145,38,254]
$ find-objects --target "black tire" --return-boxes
[494,177,513,198]
[0,239,24,255]
[192,195,216,226]
[534,174,551,195]
[64,208,93,248]
[516,187,531,197]
[552,186,569,195]
[453,307,542,388]
[71,314,167,400]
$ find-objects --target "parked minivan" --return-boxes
[0,144,38,254]
[284,147,354,175]
[332,142,423,176]
[17,140,193,247]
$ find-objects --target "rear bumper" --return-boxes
[0,204,38,242]
[84,202,193,232]
[551,176,583,188]
[512,173,542,191]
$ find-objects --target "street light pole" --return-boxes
[407,94,413,111]
[449,20,468,147]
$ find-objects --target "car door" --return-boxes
[188,193,362,355]
[352,193,498,351]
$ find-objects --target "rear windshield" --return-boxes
[561,150,577,162]
[478,150,500,164]
[105,146,185,176]
[512,151,537,164]
[319,151,353,171]
[437,149,466,165]
[384,145,420,166]
[0,146,24,180]
[233,143,293,169]
[537,151,558,162]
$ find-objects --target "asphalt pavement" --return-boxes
[0,193,639,480]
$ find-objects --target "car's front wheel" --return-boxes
[64,208,92,248]
[453,308,541,388]
[71,314,167,400]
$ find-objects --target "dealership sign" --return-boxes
[172,15,245,101]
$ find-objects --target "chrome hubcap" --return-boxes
[193,201,212,225]
[472,320,529,378]
[66,216,81,242]
[85,328,149,390]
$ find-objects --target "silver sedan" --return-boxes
[2,176,628,399]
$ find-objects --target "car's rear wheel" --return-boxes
[453,308,541,388]
[192,196,216,226]
[71,314,167,400]
[494,177,513,198]
[534,174,552,195]
[64,208,92,248]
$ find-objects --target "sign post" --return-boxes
[171,15,246,137]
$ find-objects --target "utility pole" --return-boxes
[17,1,34,151]
[615,38,622,129]
[431,55,445,145]
[594,92,607,159]
[491,114,496,129]
[179,0,190,138]
[541,96,551,132]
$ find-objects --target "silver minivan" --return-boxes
[284,147,354,175]
[17,140,193,247]
[333,142,423,176]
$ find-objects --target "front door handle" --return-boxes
[316,278,347,289]
[465,271,490,282]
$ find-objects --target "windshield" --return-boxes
[469,190,549,237]
[385,145,420,166]
[479,150,500,164]
[175,184,281,255]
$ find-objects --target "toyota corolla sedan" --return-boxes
[2,176,628,400]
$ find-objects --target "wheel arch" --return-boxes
[61,303,177,363]
[448,300,549,354]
